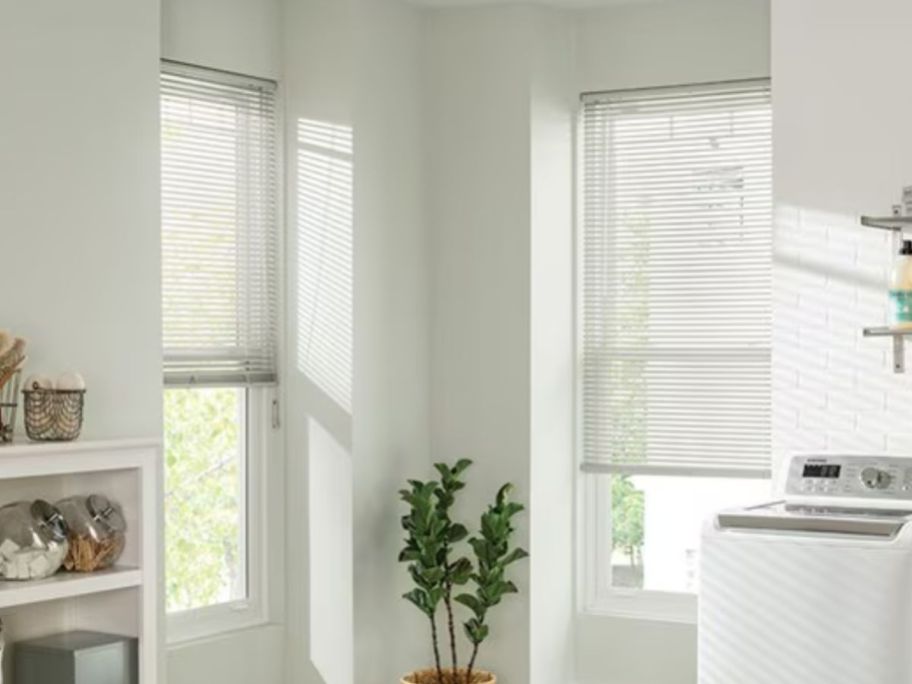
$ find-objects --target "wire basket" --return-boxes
[22,389,86,442]
[0,371,21,443]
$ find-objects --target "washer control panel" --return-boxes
[785,455,912,500]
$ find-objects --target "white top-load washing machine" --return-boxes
[700,454,912,684]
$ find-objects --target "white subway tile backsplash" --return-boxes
[825,430,888,453]
[886,434,912,453]
[773,206,906,461]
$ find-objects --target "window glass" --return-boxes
[607,474,770,593]
[163,387,247,613]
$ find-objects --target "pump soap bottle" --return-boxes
[890,240,912,327]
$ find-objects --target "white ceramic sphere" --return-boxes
[55,372,86,391]
[24,374,54,391]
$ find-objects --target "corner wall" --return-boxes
[424,7,576,683]
[425,8,535,682]
[281,1,431,683]
[281,2,355,683]
[351,0,431,681]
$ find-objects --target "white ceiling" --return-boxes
[408,0,667,7]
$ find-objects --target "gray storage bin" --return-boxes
[15,630,137,684]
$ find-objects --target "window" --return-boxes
[160,61,278,640]
[579,80,773,620]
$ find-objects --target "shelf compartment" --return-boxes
[0,566,142,609]
[0,440,159,683]
[860,216,912,232]
[863,326,912,373]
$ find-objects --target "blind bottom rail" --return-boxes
[581,461,772,479]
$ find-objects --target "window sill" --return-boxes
[583,590,697,625]
[166,603,269,646]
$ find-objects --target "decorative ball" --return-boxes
[55,372,86,391]
[24,374,54,391]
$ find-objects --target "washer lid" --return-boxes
[717,501,912,537]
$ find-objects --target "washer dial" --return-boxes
[861,467,893,490]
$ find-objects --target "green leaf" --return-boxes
[502,548,529,566]
[448,523,468,543]
[462,618,489,645]
[463,622,481,645]
[449,557,473,584]
[428,586,445,606]
[403,589,433,617]
[455,593,486,619]
[398,548,419,563]
[452,458,473,475]
[505,502,524,517]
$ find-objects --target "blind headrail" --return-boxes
[581,77,771,103]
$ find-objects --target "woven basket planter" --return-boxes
[401,668,495,684]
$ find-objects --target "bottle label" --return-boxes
[890,290,912,323]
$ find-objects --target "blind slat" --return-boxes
[161,63,279,386]
[581,80,772,473]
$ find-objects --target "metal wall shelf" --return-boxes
[863,327,912,373]
[860,216,912,232]
[860,210,912,373]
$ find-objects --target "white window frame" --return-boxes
[575,80,773,623]
[160,59,283,643]
[579,469,770,623]
[165,386,277,644]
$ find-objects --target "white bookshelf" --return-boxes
[0,438,161,683]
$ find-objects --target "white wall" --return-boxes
[281,1,355,682]
[167,625,286,684]
[351,1,430,680]
[161,0,281,79]
[159,3,287,683]
[0,1,162,441]
[528,9,575,684]
[575,0,770,94]
[771,1,912,476]
[282,1,430,683]
[425,8,535,682]
[571,2,770,683]
[424,7,576,683]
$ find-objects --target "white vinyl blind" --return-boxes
[161,62,278,386]
[580,80,772,475]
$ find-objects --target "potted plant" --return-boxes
[398,460,528,684]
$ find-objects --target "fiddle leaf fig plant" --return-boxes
[399,462,528,684]
[457,484,528,683]
[399,479,449,682]
[433,459,474,674]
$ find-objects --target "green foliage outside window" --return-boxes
[163,387,244,613]
[607,214,648,569]
[612,476,644,566]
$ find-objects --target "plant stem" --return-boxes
[466,641,480,684]
[444,578,458,673]
[429,615,444,684]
